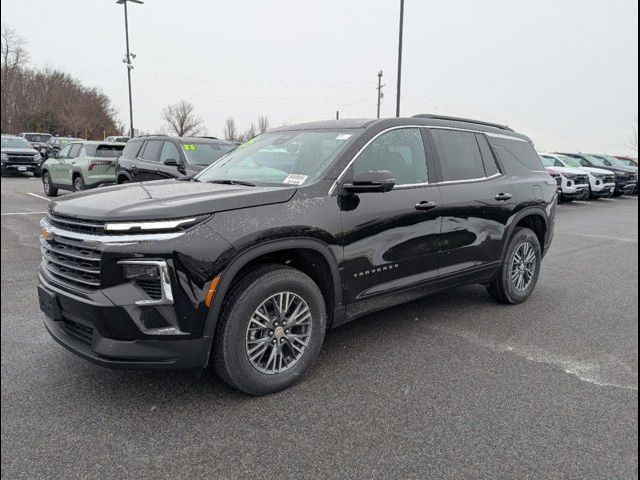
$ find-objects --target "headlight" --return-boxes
[103,216,207,233]
[1,152,8,161]
[33,153,41,161]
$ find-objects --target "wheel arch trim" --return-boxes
[202,237,343,357]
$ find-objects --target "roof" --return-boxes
[132,134,235,145]
[79,140,127,146]
[270,115,531,141]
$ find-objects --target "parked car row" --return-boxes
[540,152,638,202]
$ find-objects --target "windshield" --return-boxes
[53,137,79,147]
[596,155,630,167]
[182,142,236,166]
[539,156,555,167]
[582,155,608,167]
[616,158,636,167]
[92,145,125,158]
[1,137,31,149]
[559,155,583,168]
[23,134,52,143]
[196,130,356,186]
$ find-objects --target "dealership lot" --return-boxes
[1,175,637,479]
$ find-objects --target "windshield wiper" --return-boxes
[207,179,256,187]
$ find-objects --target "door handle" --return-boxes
[494,193,512,202]
[415,201,438,211]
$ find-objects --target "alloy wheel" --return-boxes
[245,292,312,375]
[510,242,537,292]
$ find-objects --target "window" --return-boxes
[160,141,182,163]
[431,129,485,181]
[196,130,354,186]
[122,139,143,158]
[140,140,163,162]
[68,143,82,159]
[497,140,545,172]
[352,128,428,186]
[476,134,501,177]
[57,144,72,159]
[182,142,235,166]
[540,155,563,168]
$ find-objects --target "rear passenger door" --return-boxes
[58,143,82,187]
[136,139,164,181]
[428,129,516,276]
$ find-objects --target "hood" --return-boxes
[593,164,636,174]
[1,147,38,155]
[575,166,616,176]
[50,180,298,221]
[545,166,589,176]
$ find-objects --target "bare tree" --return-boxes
[1,24,29,132]
[162,100,206,137]
[223,117,239,141]
[1,23,28,70]
[257,115,270,134]
[239,123,257,142]
[632,115,638,151]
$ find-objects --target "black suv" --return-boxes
[38,116,557,395]
[116,135,236,183]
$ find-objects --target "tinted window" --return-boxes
[498,140,545,172]
[122,139,143,158]
[352,128,428,186]
[57,144,72,159]
[69,144,82,158]
[476,134,501,177]
[182,142,235,166]
[160,141,181,163]
[431,129,485,181]
[141,140,163,162]
[95,144,125,158]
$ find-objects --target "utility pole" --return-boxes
[117,0,143,138]
[396,0,405,118]
[336,111,340,120]
[376,70,385,118]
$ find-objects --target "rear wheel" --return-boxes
[42,172,58,197]
[214,265,327,395]
[73,175,85,192]
[488,227,541,305]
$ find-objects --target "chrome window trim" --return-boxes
[329,125,515,194]
[117,259,174,306]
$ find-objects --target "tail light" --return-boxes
[88,160,113,171]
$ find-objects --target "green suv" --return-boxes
[41,141,126,197]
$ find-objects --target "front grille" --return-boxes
[40,236,101,290]
[61,318,93,345]
[137,279,163,300]
[575,175,588,185]
[47,214,106,235]
[6,153,36,163]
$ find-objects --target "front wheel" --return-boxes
[488,227,542,305]
[42,172,58,197]
[214,265,327,395]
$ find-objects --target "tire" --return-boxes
[214,264,327,395]
[560,196,574,203]
[42,172,58,197]
[73,175,85,192]
[487,227,542,305]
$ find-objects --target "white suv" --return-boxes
[540,153,615,199]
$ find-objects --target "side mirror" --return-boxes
[53,152,59,159]
[163,158,179,166]
[343,170,396,193]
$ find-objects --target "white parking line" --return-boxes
[1,211,47,216]
[26,192,50,201]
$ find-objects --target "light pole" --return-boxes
[396,0,405,118]
[376,71,385,118]
[116,0,143,138]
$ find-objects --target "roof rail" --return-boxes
[196,136,219,140]
[412,114,514,132]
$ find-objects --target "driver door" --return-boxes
[338,128,443,314]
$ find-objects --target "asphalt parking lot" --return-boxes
[1,174,637,480]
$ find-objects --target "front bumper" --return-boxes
[560,183,589,200]
[38,274,212,369]
[1,162,40,172]
[616,182,637,195]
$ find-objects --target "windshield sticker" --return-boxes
[238,138,256,149]
[283,174,308,186]
[182,144,197,151]
[335,134,352,141]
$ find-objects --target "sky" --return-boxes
[1,0,638,155]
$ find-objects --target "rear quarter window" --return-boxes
[122,139,143,158]
[491,139,545,172]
